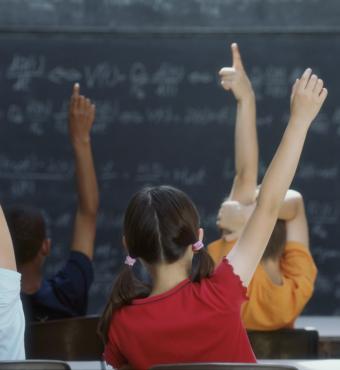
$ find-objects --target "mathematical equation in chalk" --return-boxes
[2,54,314,101]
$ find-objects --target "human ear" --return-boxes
[198,228,204,241]
[41,238,51,257]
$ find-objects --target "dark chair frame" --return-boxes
[150,363,298,370]
[26,315,104,361]
[0,360,71,370]
[247,328,319,359]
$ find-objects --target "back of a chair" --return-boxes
[26,315,104,361]
[247,328,319,359]
[0,360,71,370]
[150,364,298,370]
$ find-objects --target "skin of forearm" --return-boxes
[232,92,258,204]
[235,93,257,176]
[0,208,17,271]
[72,141,99,217]
[257,120,308,217]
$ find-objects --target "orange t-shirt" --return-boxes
[207,239,317,330]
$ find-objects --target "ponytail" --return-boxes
[97,264,150,343]
[191,248,214,282]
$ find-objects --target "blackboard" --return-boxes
[0,0,339,32]
[0,33,339,315]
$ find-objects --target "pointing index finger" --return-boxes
[73,83,80,97]
[231,43,243,69]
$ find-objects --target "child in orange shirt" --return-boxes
[208,44,317,330]
[209,191,318,330]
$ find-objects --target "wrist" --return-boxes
[71,136,91,149]
[287,116,310,133]
[237,89,255,104]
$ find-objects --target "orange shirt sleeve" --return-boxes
[242,241,317,330]
[207,239,235,266]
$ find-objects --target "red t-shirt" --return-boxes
[104,258,256,369]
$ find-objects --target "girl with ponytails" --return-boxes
[99,67,327,370]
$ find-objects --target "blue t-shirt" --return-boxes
[21,251,94,322]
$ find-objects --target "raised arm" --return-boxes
[0,208,16,271]
[279,190,309,248]
[69,83,99,260]
[227,69,327,286]
[251,188,309,247]
[218,189,307,244]
[219,43,258,204]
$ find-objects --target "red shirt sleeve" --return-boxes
[199,257,248,312]
[104,326,128,369]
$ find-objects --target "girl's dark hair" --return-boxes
[262,220,287,261]
[98,185,214,343]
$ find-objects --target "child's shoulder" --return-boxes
[196,258,248,311]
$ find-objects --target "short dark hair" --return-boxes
[4,205,47,265]
[262,219,287,261]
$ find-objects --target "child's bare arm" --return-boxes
[69,83,99,260]
[0,207,16,271]
[227,69,327,286]
[282,190,309,248]
[220,43,258,204]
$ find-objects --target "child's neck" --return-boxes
[149,260,190,297]
[19,262,43,294]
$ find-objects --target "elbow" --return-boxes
[296,192,304,209]
[79,196,99,219]
[287,189,305,213]
[86,206,99,220]
[87,200,99,219]
[287,189,304,203]
[91,193,100,216]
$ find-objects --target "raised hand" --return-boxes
[219,43,253,101]
[290,68,328,126]
[69,83,96,144]
[222,43,258,205]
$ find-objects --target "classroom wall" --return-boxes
[0,0,339,315]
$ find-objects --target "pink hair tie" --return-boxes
[192,240,204,252]
[125,255,136,267]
